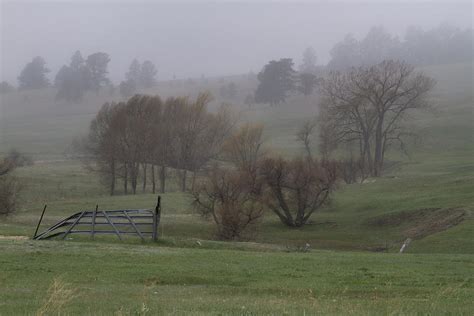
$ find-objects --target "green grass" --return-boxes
[1,239,473,315]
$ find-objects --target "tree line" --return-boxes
[4,51,159,102]
[328,24,473,70]
[80,92,233,196]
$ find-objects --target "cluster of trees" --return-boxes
[319,60,436,179]
[80,60,434,240]
[12,53,158,102]
[81,92,233,196]
[55,51,111,101]
[254,49,321,105]
[193,124,338,240]
[328,24,473,70]
[82,91,339,240]
[17,56,50,90]
[119,59,158,98]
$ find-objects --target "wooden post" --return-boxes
[91,205,98,239]
[33,205,47,239]
[152,195,161,241]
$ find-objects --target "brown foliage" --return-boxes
[192,166,264,240]
[82,92,234,195]
[222,123,265,174]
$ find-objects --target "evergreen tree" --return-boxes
[255,58,296,105]
[125,59,141,83]
[55,51,90,101]
[18,56,50,89]
[70,50,85,71]
[299,47,318,73]
[86,52,110,93]
[139,60,157,88]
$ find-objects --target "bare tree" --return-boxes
[319,60,435,176]
[260,157,338,227]
[192,165,264,240]
[84,102,124,195]
[222,123,266,174]
[173,92,234,192]
[296,119,317,160]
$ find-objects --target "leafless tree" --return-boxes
[83,92,234,195]
[85,101,124,195]
[192,165,264,240]
[260,157,338,227]
[296,119,317,160]
[319,60,435,176]
[222,123,266,174]
[173,92,234,192]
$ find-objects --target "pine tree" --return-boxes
[18,56,50,89]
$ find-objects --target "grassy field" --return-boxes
[0,62,473,314]
[1,239,473,315]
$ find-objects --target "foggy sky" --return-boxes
[1,1,472,84]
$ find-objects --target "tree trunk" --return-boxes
[124,163,128,195]
[181,169,187,192]
[373,118,384,177]
[142,163,147,193]
[131,163,138,194]
[151,164,156,194]
[159,165,166,194]
[110,160,116,196]
[191,171,197,191]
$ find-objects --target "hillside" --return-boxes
[0,62,472,254]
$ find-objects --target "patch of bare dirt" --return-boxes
[366,208,466,239]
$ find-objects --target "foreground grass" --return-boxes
[0,239,473,315]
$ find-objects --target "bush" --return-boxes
[192,166,264,241]
[260,157,338,227]
[0,175,20,216]
[0,155,23,216]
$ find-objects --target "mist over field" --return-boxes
[1,1,472,82]
[0,1,473,315]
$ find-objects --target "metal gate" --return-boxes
[33,196,161,242]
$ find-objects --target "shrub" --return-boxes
[260,157,338,227]
[192,166,264,241]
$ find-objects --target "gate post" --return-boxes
[152,195,161,241]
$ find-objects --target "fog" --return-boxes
[1,0,471,83]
